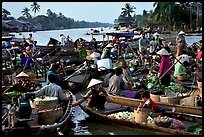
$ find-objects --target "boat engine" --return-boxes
[17,93,35,119]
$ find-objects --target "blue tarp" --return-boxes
[106,32,134,37]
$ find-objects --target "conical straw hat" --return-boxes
[106,44,113,48]
[16,71,29,78]
[153,32,160,36]
[90,52,101,58]
[87,78,103,89]
[157,48,170,55]
[178,31,185,35]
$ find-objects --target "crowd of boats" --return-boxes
[2,29,202,135]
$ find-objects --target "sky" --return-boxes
[2,2,155,24]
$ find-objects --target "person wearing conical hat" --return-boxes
[72,78,107,109]
[101,43,113,59]
[176,31,186,45]
[157,48,172,86]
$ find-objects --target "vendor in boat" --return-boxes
[72,78,107,110]
[33,74,71,103]
[120,60,133,91]
[11,71,33,92]
[138,33,150,67]
[108,67,124,96]
[176,31,186,45]
[173,51,190,78]
[101,43,113,59]
[46,63,61,86]
[137,91,165,113]
[157,48,172,86]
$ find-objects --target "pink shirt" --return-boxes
[158,56,172,76]
[196,50,202,60]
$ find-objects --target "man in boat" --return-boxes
[33,74,70,103]
[137,91,165,113]
[108,67,124,96]
[138,33,150,67]
[45,63,61,86]
[72,78,107,110]
[59,34,67,47]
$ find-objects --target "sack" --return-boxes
[169,118,185,129]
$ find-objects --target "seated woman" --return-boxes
[137,91,165,113]
[174,53,190,78]
[72,78,107,110]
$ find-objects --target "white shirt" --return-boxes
[34,83,67,101]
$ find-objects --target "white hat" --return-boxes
[120,41,125,44]
[113,43,118,46]
[106,44,113,48]
[178,31,185,35]
[90,52,101,58]
[179,54,189,63]
[154,32,160,36]
[87,78,103,89]
[16,71,29,78]
[157,48,170,55]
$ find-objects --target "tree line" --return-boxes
[115,2,202,31]
[2,2,112,31]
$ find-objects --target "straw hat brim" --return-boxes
[90,52,101,58]
[178,31,185,35]
[16,72,29,78]
[157,48,170,55]
[87,79,103,89]
[106,44,113,48]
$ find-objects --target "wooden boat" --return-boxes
[75,94,200,135]
[2,91,73,135]
[106,94,202,116]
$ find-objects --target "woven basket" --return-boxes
[150,93,160,102]
[180,95,197,107]
[134,108,152,123]
[177,75,189,81]
[38,107,63,125]
[30,96,58,110]
[160,94,181,104]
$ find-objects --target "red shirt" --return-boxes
[144,98,160,110]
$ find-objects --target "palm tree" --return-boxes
[121,3,136,26]
[2,8,11,19]
[21,7,31,18]
[31,2,40,17]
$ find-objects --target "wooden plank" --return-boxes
[106,94,202,115]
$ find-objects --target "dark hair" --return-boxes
[164,46,171,53]
[114,67,122,76]
[141,91,150,99]
[48,74,56,83]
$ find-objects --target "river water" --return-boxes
[10,27,201,46]
[9,28,202,135]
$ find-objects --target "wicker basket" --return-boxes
[160,94,181,104]
[38,107,63,125]
[180,95,197,107]
[150,93,160,102]
[30,96,58,110]
[177,75,189,81]
[134,108,152,123]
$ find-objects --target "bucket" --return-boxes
[134,108,152,124]
[150,93,160,102]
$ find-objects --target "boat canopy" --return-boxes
[106,32,134,38]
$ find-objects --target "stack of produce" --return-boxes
[147,115,173,128]
[108,111,135,122]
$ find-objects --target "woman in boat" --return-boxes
[157,48,172,86]
[72,78,107,110]
[173,51,190,78]
[101,43,113,59]
[137,91,165,113]
[176,31,186,45]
